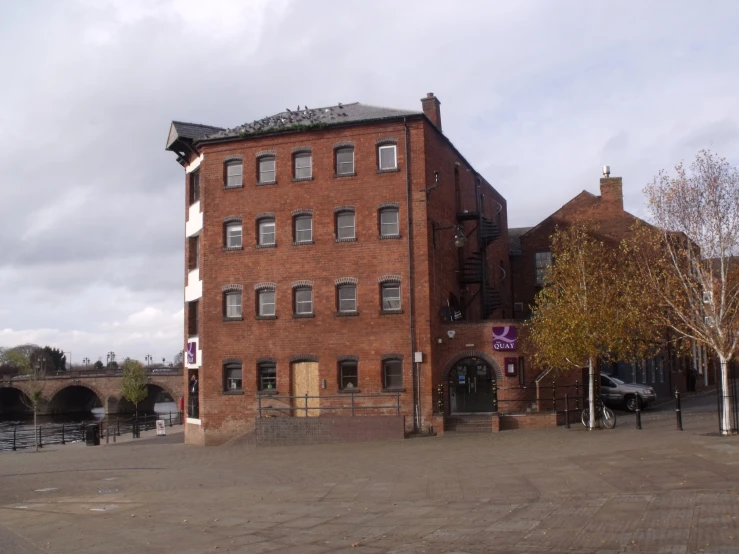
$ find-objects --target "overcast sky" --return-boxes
[1,0,738,364]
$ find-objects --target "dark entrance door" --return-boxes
[449,357,495,413]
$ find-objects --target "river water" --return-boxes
[0,402,179,451]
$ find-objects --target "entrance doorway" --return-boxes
[290,362,320,417]
[449,357,496,413]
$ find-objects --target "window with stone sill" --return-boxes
[224,291,242,319]
[225,160,243,188]
[224,362,242,391]
[258,289,276,317]
[381,283,401,311]
[294,152,312,180]
[379,208,400,237]
[337,284,357,313]
[258,156,276,184]
[336,211,355,241]
[258,218,276,246]
[339,360,358,390]
[336,147,355,175]
[225,221,242,248]
[378,144,397,171]
[294,287,313,315]
[294,215,313,243]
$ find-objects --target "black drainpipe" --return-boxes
[404,117,419,433]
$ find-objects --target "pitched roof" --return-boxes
[197,103,422,143]
[508,227,533,253]
[166,121,225,151]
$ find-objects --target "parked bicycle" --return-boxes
[581,397,617,429]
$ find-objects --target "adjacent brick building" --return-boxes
[166,95,532,445]
[509,172,712,400]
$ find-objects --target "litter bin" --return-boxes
[85,425,100,446]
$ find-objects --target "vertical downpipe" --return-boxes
[404,117,419,433]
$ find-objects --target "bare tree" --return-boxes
[636,150,739,435]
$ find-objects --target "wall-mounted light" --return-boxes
[432,222,467,248]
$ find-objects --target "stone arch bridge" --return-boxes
[0,369,183,415]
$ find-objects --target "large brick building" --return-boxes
[166,94,535,445]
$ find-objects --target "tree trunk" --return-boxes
[718,355,736,435]
[589,357,597,430]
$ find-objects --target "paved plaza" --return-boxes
[1,396,738,554]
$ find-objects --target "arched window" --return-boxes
[225,160,243,188]
[382,357,403,389]
[223,361,242,391]
[335,146,355,175]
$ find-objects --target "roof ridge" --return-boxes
[172,120,225,130]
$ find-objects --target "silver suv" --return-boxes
[600,374,656,412]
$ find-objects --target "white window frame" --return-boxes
[259,219,276,246]
[294,152,312,179]
[258,289,276,316]
[226,161,243,187]
[337,212,355,240]
[338,285,357,313]
[336,147,355,175]
[380,208,400,237]
[225,291,242,318]
[378,144,397,170]
[383,359,403,389]
[259,156,276,184]
[295,287,313,315]
[382,284,401,311]
[225,222,242,248]
[294,215,313,243]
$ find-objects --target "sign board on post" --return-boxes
[156,419,166,436]
[493,326,517,351]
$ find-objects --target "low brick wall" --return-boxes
[255,416,406,446]
[492,412,558,431]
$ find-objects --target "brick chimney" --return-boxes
[421,93,441,131]
[600,176,623,211]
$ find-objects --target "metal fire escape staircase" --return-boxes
[457,212,502,318]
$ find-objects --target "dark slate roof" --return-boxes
[508,227,533,253]
[197,103,422,142]
[172,121,225,140]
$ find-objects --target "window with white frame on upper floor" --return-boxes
[224,221,242,248]
[294,152,312,179]
[379,207,400,237]
[258,156,276,184]
[378,144,397,170]
[336,211,355,240]
[294,287,313,315]
[535,251,552,286]
[381,283,401,312]
[336,147,354,175]
[224,290,242,319]
[225,160,243,187]
[294,214,313,243]
[257,288,276,317]
[337,284,357,313]
[258,218,276,246]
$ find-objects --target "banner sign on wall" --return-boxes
[186,342,197,364]
[492,326,517,351]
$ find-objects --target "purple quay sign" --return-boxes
[186,342,197,364]
[492,326,517,351]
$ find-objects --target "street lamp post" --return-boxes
[83,357,90,369]
[145,354,153,368]
[107,351,116,368]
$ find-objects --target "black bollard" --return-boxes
[12,425,17,451]
[564,393,570,429]
[117,417,120,436]
[635,395,642,430]
[675,389,683,431]
[38,425,43,449]
[61,423,65,445]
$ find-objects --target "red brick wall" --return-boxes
[254,415,406,446]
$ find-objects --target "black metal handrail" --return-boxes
[256,392,401,417]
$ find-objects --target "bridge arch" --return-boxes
[47,384,104,414]
[115,382,179,414]
[0,386,32,415]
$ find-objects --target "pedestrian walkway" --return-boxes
[1,410,737,553]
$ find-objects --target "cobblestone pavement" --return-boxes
[1,401,738,554]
